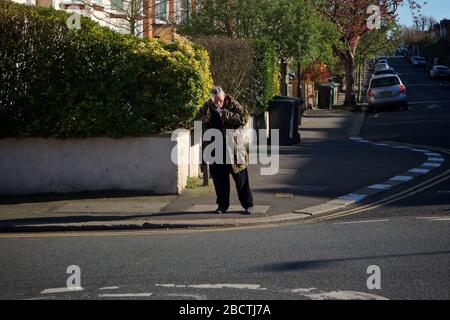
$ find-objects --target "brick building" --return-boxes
[12,0,194,40]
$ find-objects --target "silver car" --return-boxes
[372,67,396,78]
[367,74,408,113]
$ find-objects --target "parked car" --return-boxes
[375,63,390,71]
[412,56,427,68]
[430,65,450,79]
[367,74,408,113]
[372,67,396,78]
[378,58,388,65]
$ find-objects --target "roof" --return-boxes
[370,74,401,80]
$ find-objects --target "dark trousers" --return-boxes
[209,164,254,210]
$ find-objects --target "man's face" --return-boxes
[212,94,225,109]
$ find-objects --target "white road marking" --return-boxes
[339,194,367,202]
[422,163,442,168]
[416,216,450,222]
[390,176,414,182]
[427,105,443,110]
[98,286,121,291]
[41,287,83,294]
[428,157,444,162]
[392,146,411,149]
[368,184,393,190]
[410,149,429,153]
[188,284,267,290]
[291,288,318,294]
[156,284,266,291]
[409,168,431,174]
[303,290,389,300]
[426,153,442,157]
[438,191,450,194]
[374,143,389,146]
[99,293,153,298]
[334,219,390,225]
[165,293,207,300]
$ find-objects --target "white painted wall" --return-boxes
[0,131,198,195]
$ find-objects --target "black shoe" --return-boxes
[215,207,228,214]
[244,207,255,215]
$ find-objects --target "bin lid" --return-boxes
[272,96,304,105]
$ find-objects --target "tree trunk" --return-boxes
[297,62,302,98]
[344,54,355,107]
[357,62,362,103]
[280,60,288,96]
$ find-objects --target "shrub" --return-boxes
[0,0,213,138]
[193,37,279,115]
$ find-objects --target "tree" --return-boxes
[76,0,149,36]
[178,0,337,95]
[316,0,425,106]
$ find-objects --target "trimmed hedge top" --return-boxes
[0,0,213,139]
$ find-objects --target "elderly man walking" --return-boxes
[200,87,255,215]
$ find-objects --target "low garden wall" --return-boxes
[0,131,201,195]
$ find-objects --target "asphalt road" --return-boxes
[0,57,449,300]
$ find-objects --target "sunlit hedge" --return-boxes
[0,0,213,138]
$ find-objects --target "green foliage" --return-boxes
[178,0,336,66]
[194,37,279,115]
[0,0,213,139]
[252,39,280,113]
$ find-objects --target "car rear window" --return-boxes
[371,77,400,88]
[375,70,395,75]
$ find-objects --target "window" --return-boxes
[176,0,190,22]
[110,0,123,11]
[155,0,168,22]
[375,69,395,76]
[371,77,400,88]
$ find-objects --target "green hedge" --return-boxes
[193,37,280,115]
[0,0,213,138]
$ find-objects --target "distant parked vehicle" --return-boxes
[412,56,427,68]
[430,65,450,79]
[372,68,396,78]
[367,74,408,113]
[378,58,388,65]
[375,63,390,71]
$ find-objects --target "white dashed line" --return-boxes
[339,194,367,202]
[409,168,431,174]
[422,163,442,168]
[41,287,83,294]
[367,184,393,190]
[428,157,444,162]
[98,293,153,298]
[390,176,414,182]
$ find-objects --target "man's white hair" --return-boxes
[210,86,225,99]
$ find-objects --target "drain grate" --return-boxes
[275,193,294,199]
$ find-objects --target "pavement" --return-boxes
[0,98,443,232]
